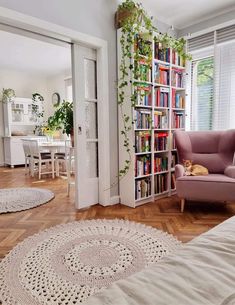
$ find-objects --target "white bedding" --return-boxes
[84,217,235,305]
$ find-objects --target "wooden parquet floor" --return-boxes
[0,166,235,259]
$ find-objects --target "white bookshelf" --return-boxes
[118,29,186,207]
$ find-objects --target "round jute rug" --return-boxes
[0,219,182,305]
[0,188,54,213]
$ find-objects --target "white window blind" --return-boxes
[188,24,235,131]
[214,40,235,130]
[191,56,214,131]
[188,32,214,52]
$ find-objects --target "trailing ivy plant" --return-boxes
[117,0,191,181]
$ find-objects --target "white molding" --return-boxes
[102,195,120,206]
[0,6,111,206]
[184,19,235,39]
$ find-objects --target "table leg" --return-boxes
[51,152,55,179]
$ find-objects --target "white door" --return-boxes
[72,44,99,209]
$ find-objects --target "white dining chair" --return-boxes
[29,140,54,179]
[22,140,31,174]
[54,140,75,195]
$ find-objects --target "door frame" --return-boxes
[0,6,111,206]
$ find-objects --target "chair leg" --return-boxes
[180,199,185,213]
[38,162,41,180]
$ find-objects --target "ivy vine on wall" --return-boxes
[117,0,191,180]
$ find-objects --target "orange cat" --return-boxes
[183,160,209,176]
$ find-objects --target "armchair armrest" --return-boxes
[175,164,185,179]
[224,166,235,179]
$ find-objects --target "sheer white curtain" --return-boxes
[214,41,235,130]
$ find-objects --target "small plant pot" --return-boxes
[115,6,137,29]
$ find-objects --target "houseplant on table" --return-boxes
[47,101,74,146]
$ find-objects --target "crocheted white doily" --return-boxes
[0,219,182,305]
[0,188,54,213]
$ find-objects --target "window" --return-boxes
[191,57,214,131]
[188,24,235,131]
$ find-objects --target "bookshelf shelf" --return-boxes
[118,29,186,208]
[171,64,185,70]
[154,150,168,154]
[154,170,168,175]
[154,58,170,65]
[135,195,152,203]
[154,83,170,88]
[135,174,152,179]
[172,86,185,91]
[135,152,151,155]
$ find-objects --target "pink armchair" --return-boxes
[174,130,235,212]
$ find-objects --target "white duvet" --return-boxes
[84,217,235,305]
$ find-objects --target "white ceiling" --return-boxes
[139,0,235,29]
[0,30,71,75]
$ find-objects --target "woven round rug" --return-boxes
[0,188,54,213]
[0,219,182,305]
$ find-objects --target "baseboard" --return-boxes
[110,195,120,205]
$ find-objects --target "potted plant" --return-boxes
[47,101,74,145]
[1,88,16,103]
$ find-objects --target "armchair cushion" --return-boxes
[224,166,235,179]
[175,164,185,179]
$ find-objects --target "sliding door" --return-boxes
[72,44,99,209]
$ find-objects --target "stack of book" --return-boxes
[172,50,185,67]
[154,132,168,151]
[171,68,184,88]
[136,59,151,82]
[154,111,168,129]
[172,111,184,129]
[135,178,151,200]
[154,156,168,173]
[154,42,170,62]
[135,156,151,177]
[134,109,151,129]
[154,174,168,194]
[155,87,169,107]
[135,132,151,153]
[136,85,152,106]
[172,89,185,108]
[154,64,170,85]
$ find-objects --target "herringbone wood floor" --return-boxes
[0,166,235,259]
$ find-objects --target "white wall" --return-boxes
[0,68,67,165]
[0,0,171,196]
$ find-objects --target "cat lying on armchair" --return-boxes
[183,160,209,176]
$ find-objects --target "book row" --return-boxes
[171,68,184,88]
[154,132,168,151]
[172,111,184,129]
[172,89,185,108]
[135,156,151,177]
[154,110,168,129]
[135,172,177,200]
[154,156,168,173]
[154,42,170,62]
[134,110,151,129]
[135,178,151,200]
[172,50,185,67]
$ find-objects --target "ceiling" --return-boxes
[0,30,71,75]
[137,0,235,29]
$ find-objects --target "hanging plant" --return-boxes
[117,0,191,181]
[1,88,16,103]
